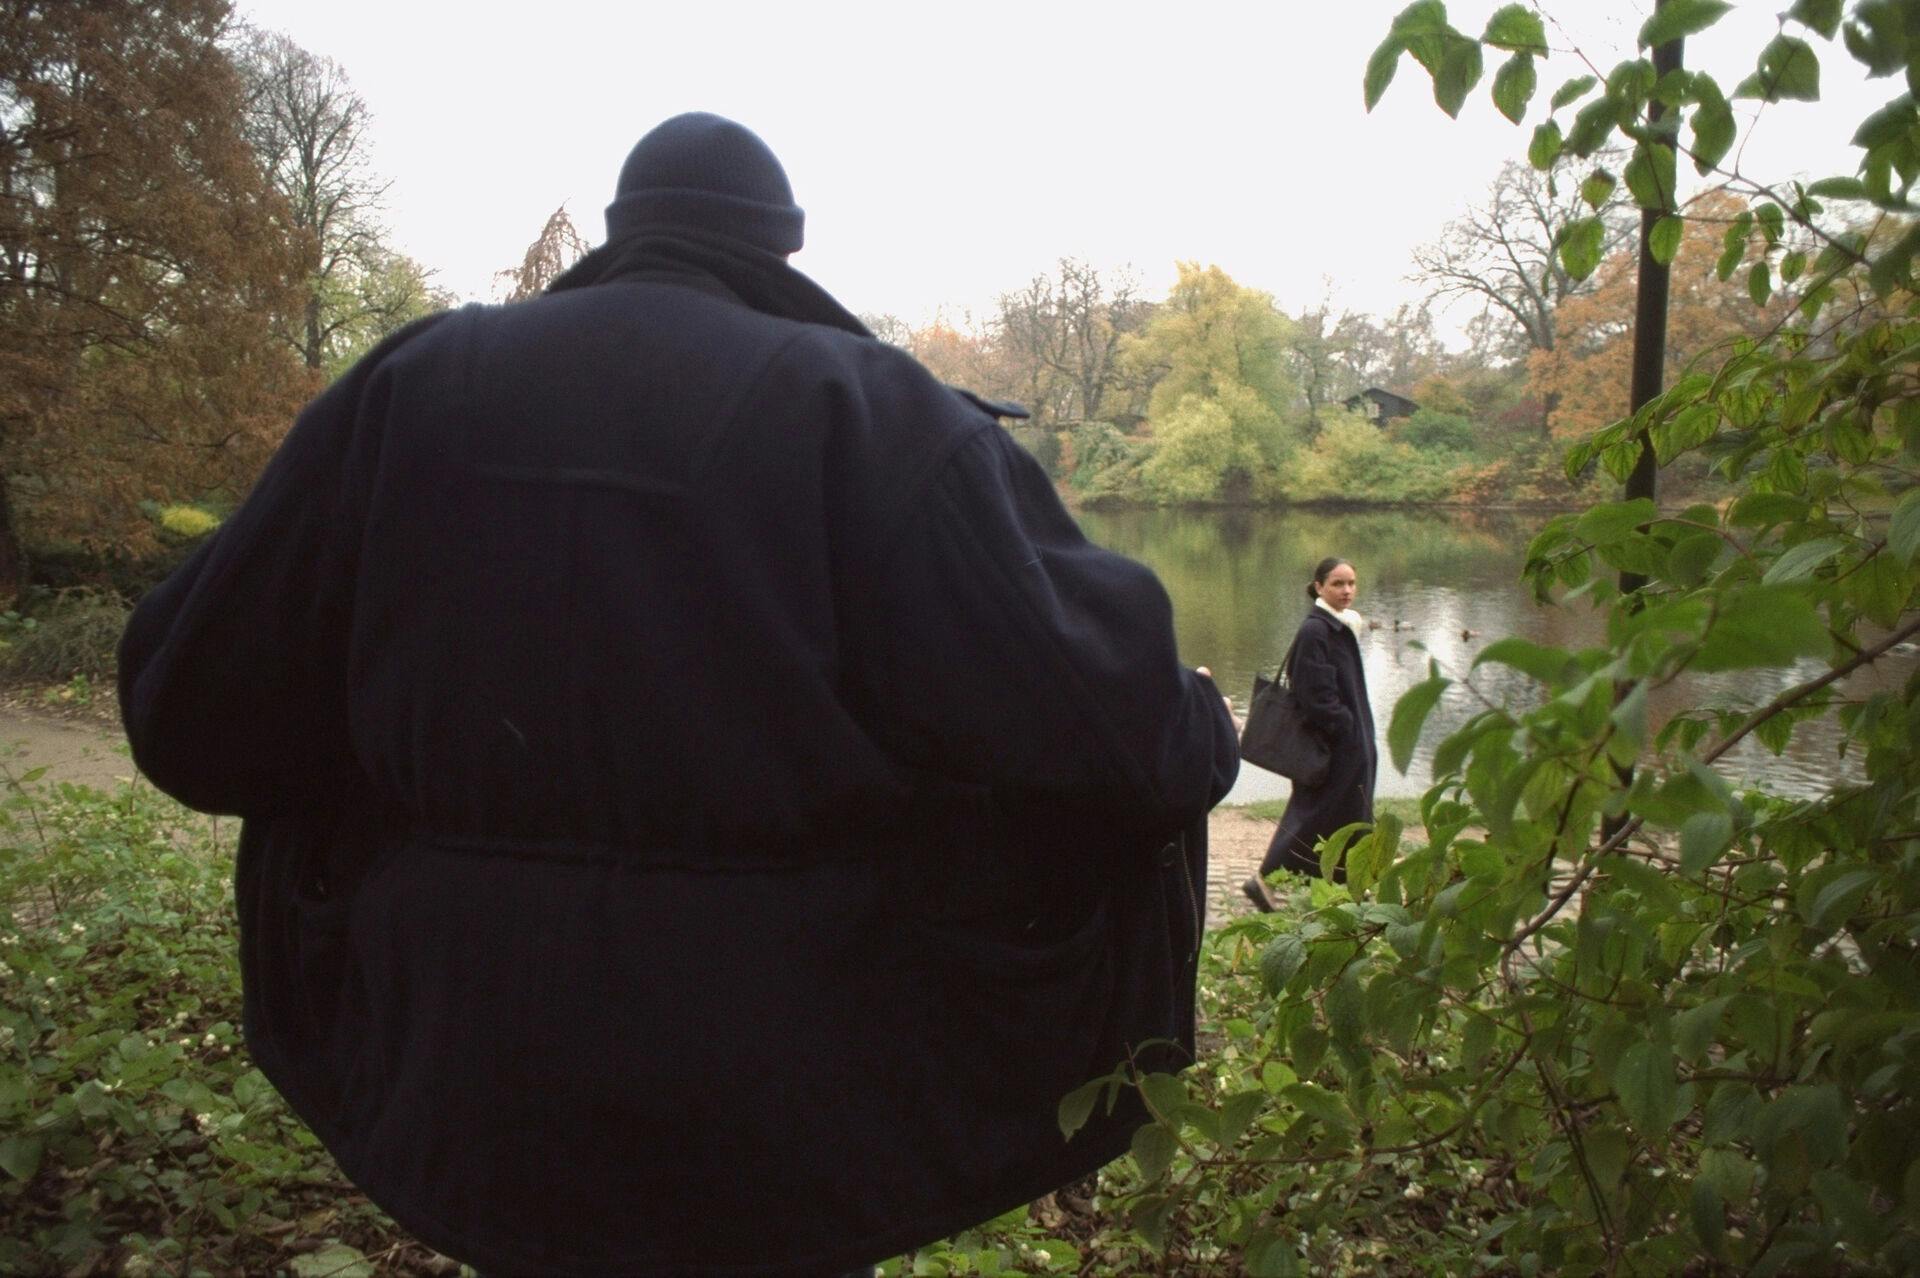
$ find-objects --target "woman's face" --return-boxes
[1316,563,1358,611]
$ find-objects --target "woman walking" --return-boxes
[1244,557,1377,909]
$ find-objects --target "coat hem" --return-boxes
[250,1014,1139,1277]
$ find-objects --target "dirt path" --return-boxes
[1206,808,1276,921]
[0,705,131,792]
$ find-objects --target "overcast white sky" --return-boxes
[231,0,1892,338]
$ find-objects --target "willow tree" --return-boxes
[1124,263,1299,502]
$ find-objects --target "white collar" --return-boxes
[1316,596,1364,633]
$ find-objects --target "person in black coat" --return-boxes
[117,113,1238,1278]
[1244,557,1377,907]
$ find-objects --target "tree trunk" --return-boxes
[0,481,28,607]
[304,290,323,369]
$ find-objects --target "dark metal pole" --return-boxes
[1603,9,1683,843]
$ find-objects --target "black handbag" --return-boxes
[1239,635,1331,786]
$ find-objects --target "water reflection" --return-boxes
[1075,507,1909,804]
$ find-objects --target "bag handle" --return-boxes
[1269,631,1304,688]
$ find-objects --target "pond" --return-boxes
[1074,506,1913,806]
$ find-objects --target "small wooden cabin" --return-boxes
[1343,387,1420,427]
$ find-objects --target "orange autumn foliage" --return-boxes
[0,0,314,589]
[1527,192,1764,439]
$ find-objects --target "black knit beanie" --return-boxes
[604,113,804,256]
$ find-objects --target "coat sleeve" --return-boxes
[117,313,454,817]
[848,422,1238,839]
[1288,618,1357,742]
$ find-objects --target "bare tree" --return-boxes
[495,205,591,303]
[1413,159,1632,429]
[1329,304,1445,396]
[235,28,397,370]
[1285,290,1360,430]
[1415,160,1587,353]
[994,259,1146,425]
[858,313,913,348]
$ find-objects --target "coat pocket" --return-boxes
[915,893,1117,1126]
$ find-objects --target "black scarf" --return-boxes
[546,229,871,339]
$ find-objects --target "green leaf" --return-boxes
[1388,668,1451,774]
[1760,535,1848,584]
[1788,0,1842,39]
[1130,1122,1177,1181]
[1245,1235,1303,1278]
[1665,531,1722,585]
[1612,679,1649,750]
[1853,97,1919,150]
[1259,934,1307,994]
[1729,492,1807,527]
[1390,0,1450,39]
[1868,222,1920,297]
[1580,168,1617,209]
[1282,1082,1357,1133]
[1473,636,1579,685]
[1434,37,1484,118]
[1754,709,1794,753]
[1133,1196,1173,1253]
[1218,1090,1265,1145]
[1809,869,1876,931]
[1675,998,1730,1062]
[1748,260,1773,306]
[1692,586,1830,671]
[1655,67,1694,106]
[1576,497,1658,543]
[1552,74,1599,109]
[1889,488,1920,564]
[1680,810,1735,873]
[1484,4,1547,54]
[1806,175,1870,199]
[1625,142,1678,209]
[1559,215,1608,280]
[1716,238,1745,281]
[1058,1078,1104,1139]
[1493,53,1537,124]
[1529,118,1564,169]
[1139,1072,1187,1122]
[1640,0,1733,49]
[1615,1040,1680,1132]
[0,1135,42,1182]
[1692,1180,1728,1258]
[1700,1146,1757,1200]
[1567,93,1624,155]
[1735,34,1822,102]
[1650,214,1685,264]
[1365,38,1403,110]
[1690,79,1737,172]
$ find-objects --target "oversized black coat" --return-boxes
[118,252,1238,1277]
[1261,607,1377,878]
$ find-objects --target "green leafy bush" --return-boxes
[1046,3,1920,1274]
[0,590,131,685]
[1285,411,1460,504]
[1392,408,1476,454]
[1068,421,1150,503]
[0,773,460,1277]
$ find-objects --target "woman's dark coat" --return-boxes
[1262,608,1377,877]
[118,248,1238,1277]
